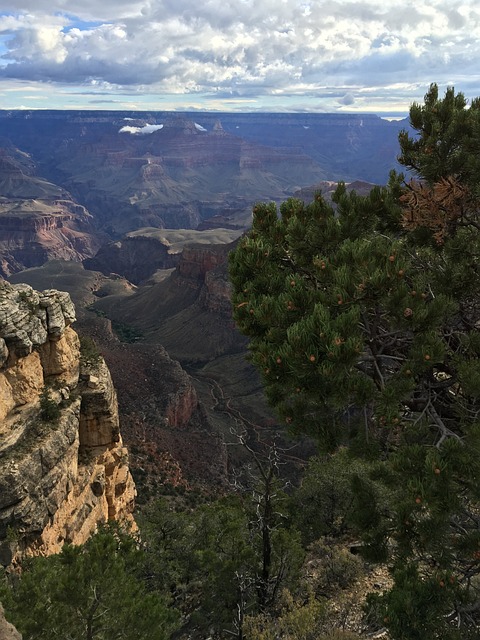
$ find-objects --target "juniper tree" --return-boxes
[229,84,480,639]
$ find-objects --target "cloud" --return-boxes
[0,0,479,111]
[0,1,147,21]
[119,123,164,134]
[338,93,355,106]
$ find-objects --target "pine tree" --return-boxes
[229,85,480,638]
[0,526,179,640]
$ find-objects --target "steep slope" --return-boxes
[85,227,242,284]
[92,242,278,444]
[0,147,103,278]
[94,242,242,361]
[7,262,230,493]
[0,281,135,567]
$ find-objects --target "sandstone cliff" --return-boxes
[0,281,135,567]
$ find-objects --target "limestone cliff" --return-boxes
[0,281,135,567]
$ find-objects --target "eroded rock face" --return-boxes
[0,604,21,640]
[0,201,103,279]
[84,235,180,284]
[177,244,228,281]
[0,281,135,566]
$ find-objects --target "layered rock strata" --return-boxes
[0,199,102,278]
[0,281,135,566]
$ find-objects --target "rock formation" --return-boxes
[7,260,230,493]
[0,199,103,279]
[0,604,21,640]
[0,114,326,236]
[84,235,180,284]
[84,227,242,285]
[100,340,229,496]
[0,147,103,278]
[93,241,243,362]
[0,281,135,567]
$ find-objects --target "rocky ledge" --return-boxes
[0,281,135,567]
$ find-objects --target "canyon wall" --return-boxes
[84,234,180,284]
[0,200,102,278]
[0,281,135,567]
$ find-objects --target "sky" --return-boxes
[0,0,479,114]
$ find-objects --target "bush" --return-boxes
[308,539,363,596]
[39,387,60,423]
[293,449,371,543]
[79,335,101,364]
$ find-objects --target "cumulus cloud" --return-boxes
[0,0,479,111]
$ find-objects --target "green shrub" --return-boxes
[308,539,363,596]
[79,335,101,364]
[39,388,60,423]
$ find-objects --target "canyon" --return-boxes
[0,110,405,278]
[0,109,401,560]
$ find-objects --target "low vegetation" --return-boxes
[79,334,102,364]
[38,387,61,423]
[1,444,379,639]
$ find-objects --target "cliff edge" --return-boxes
[0,281,135,567]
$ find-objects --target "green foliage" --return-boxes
[293,448,386,544]
[111,320,143,343]
[307,539,363,596]
[79,334,102,364]
[231,183,414,448]
[39,386,61,423]
[244,590,327,640]
[398,83,480,189]
[141,482,304,637]
[0,526,179,640]
[243,589,364,640]
[366,561,475,640]
[229,84,480,638]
